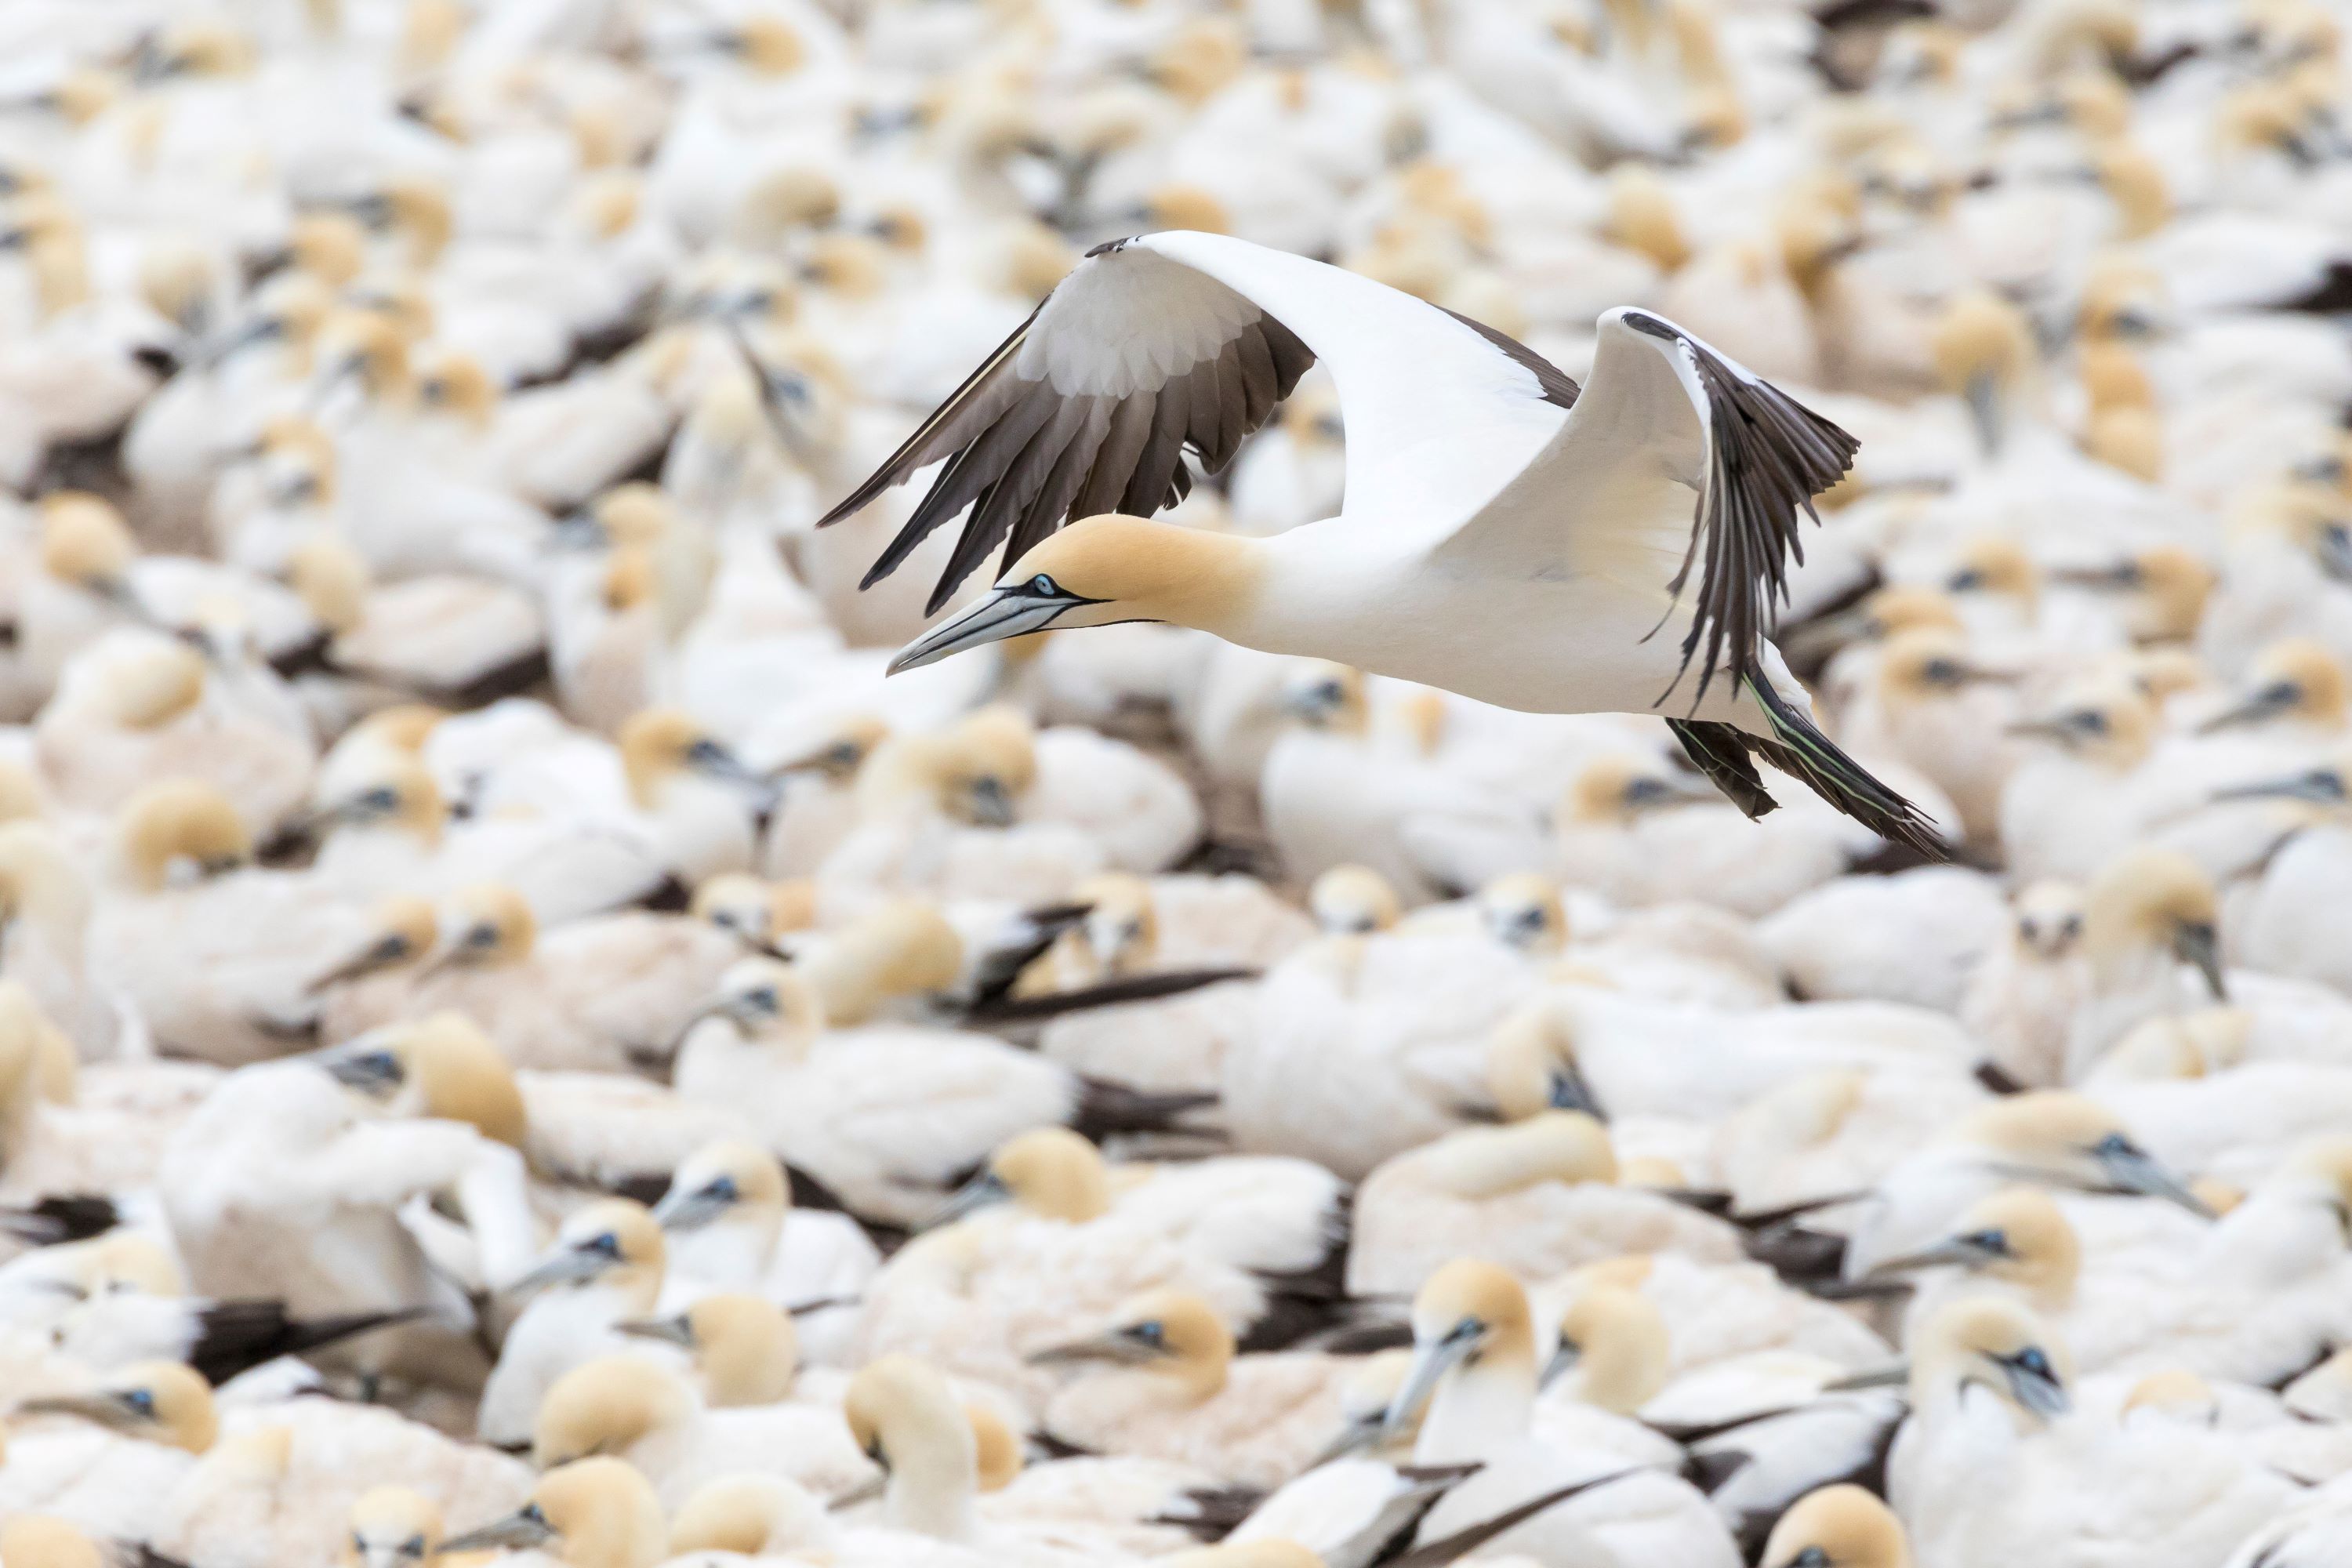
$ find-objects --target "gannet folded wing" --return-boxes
[818,230,1577,611]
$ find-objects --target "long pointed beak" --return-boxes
[2171,919,2229,1001]
[305,932,418,996]
[1546,1062,1604,1121]
[2098,1142,2213,1218]
[2198,685,2296,735]
[924,1171,1009,1229]
[1863,1236,1993,1277]
[506,1245,612,1297]
[2005,1360,2071,1420]
[651,1181,731,1233]
[441,1507,557,1554]
[1384,1334,1476,1439]
[828,1474,886,1512]
[2003,717,2069,739]
[14,1392,138,1430]
[2317,524,2352,584]
[887,587,1077,676]
[615,1313,696,1348]
[1538,1341,1580,1391]
[1308,1414,1385,1467]
[1026,1331,1153,1367]
[2212,768,2347,807]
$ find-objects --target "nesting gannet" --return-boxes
[1345,1112,1740,1296]
[1028,1289,1346,1489]
[672,958,1210,1226]
[1755,1486,1911,1568]
[823,232,1938,853]
[532,1347,871,1511]
[649,1138,880,1323]
[478,1199,667,1450]
[0,1360,216,1539]
[441,1457,668,1568]
[1383,1260,1739,1568]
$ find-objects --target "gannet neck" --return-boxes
[1417,1348,1535,1465]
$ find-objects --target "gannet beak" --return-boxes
[652,1178,734,1233]
[1308,1415,1383,1467]
[311,1042,405,1096]
[15,1390,144,1431]
[506,1240,617,1296]
[924,1170,1009,1229]
[1383,1330,1478,1439]
[829,1474,886,1512]
[2094,1137,2212,1217]
[2211,768,2346,806]
[1862,1234,1995,1276]
[887,579,1096,675]
[1026,1330,1159,1367]
[2197,684,2297,735]
[615,1312,696,1347]
[441,1504,556,1554]
[1546,1062,1604,1121]
[1537,1339,1579,1390]
[2170,919,2229,1001]
[2000,1355,2070,1419]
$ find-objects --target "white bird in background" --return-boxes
[826,230,1940,855]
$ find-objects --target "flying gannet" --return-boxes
[821,230,1939,851]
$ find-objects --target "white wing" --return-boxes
[819,230,1579,611]
[1446,307,1858,710]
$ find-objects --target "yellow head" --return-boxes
[1030,1289,1236,1400]
[442,1457,666,1568]
[1308,865,1400,935]
[113,780,250,891]
[1547,1287,1669,1413]
[1908,1298,2071,1425]
[1759,1486,1912,1568]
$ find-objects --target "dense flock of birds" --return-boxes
[0,1,2350,1567]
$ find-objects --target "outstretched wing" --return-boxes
[820,231,1581,613]
[1447,306,1858,710]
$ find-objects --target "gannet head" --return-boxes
[667,1475,830,1559]
[416,347,493,426]
[653,1138,788,1237]
[18,1360,216,1452]
[2078,255,2166,343]
[1145,19,1245,106]
[37,492,136,598]
[1542,1286,1669,1414]
[619,1292,798,1407]
[306,759,444,846]
[0,1516,107,1568]
[532,1354,691,1468]
[1955,1091,2208,1215]
[425,883,538,975]
[1073,871,1157,972]
[1487,999,1599,1122]
[2002,677,2155,768]
[1386,1259,1535,1438]
[1864,1187,2080,1305]
[1759,1485,1912,1568]
[311,309,412,405]
[2122,1368,2217,1425]
[85,636,205,731]
[936,1125,1109,1226]
[855,710,1033,826]
[1312,1348,1415,1461]
[114,779,251,891]
[1278,662,1368,734]
[2265,1138,2352,1244]
[345,1486,443,1568]
[1415,1112,1618,1200]
[1877,627,2016,704]
[307,895,439,996]
[509,1199,664,1301]
[690,873,814,949]
[336,702,444,764]
[2055,545,2214,642]
[771,713,890,784]
[2011,880,2085,960]
[618,709,763,810]
[2092,140,2170,238]
[2201,638,2346,733]
[693,956,826,1050]
[844,1354,978,1539]
[317,1011,526,1145]
[1562,754,1720,826]
[1308,865,1400,936]
[442,1457,666,1568]
[793,899,963,1024]
[2083,400,2161,484]
[1603,165,1690,272]
[285,535,366,635]
[2083,846,2224,997]
[1029,1290,1235,1400]
[887,515,1264,673]
[1910,1298,2071,1425]
[967,1400,1022,1491]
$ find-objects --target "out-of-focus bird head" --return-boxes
[692,956,826,1051]
[1955,1091,2209,1215]
[425,882,537,975]
[620,1292,799,1407]
[2011,880,2086,960]
[344,1486,445,1568]
[510,1199,665,1304]
[936,1125,1109,1228]
[2084,845,2225,997]
[842,1354,975,1534]
[1029,1289,1234,1399]
[1308,865,1400,937]
[691,872,816,949]
[1541,1285,1668,1413]
[1864,1186,2081,1306]
[1908,1298,2071,1427]
[2200,638,2347,733]
[619,708,765,810]
[442,1457,666,1567]
[1759,1485,1914,1568]
[1387,1258,1535,1437]
[1876,626,2018,705]
[666,1475,829,1560]
[1477,873,1567,955]
[37,492,136,599]
[652,1138,789,1239]
[18,1360,218,1452]
[2002,677,2156,768]
[114,779,251,891]
[1562,753,1720,826]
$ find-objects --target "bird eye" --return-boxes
[1962,1228,2011,1255]
[587,1232,622,1258]
[2016,1347,2052,1377]
[358,786,399,812]
[1127,1319,1167,1346]
[747,985,779,1012]
[1792,1549,1831,1568]
[2066,710,2109,735]
[1922,658,1964,685]
[1624,777,1670,803]
[125,1388,156,1415]
[824,740,863,768]
[1446,1317,1483,1345]
[705,1176,739,1202]
[2093,1131,2133,1158]
[402,1535,426,1558]
[1027,574,1058,596]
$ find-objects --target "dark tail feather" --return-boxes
[1069,1079,1219,1141]
[188,1302,430,1386]
[1667,718,1779,820]
[964,967,1258,1025]
[1152,1485,1265,1542]
[1747,681,1947,858]
[0,1195,119,1245]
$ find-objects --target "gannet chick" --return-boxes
[479,1199,666,1450]
[441,1458,666,1568]
[673,958,1210,1226]
[1029,1290,1345,1489]
[532,1347,869,1511]
[1347,1112,1739,1296]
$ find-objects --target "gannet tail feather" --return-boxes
[1747,681,1947,858]
[1665,718,1780,820]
